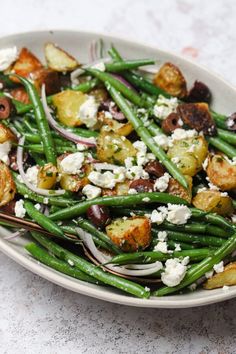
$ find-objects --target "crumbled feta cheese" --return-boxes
[171,156,180,164]
[222,285,230,291]
[161,257,189,287]
[153,134,170,150]
[231,215,236,223]
[14,199,26,218]
[0,46,18,71]
[126,166,149,180]
[154,241,168,253]
[0,83,3,89]
[197,187,207,193]
[104,111,113,119]
[67,259,75,266]
[128,188,138,194]
[189,283,197,291]
[153,95,178,120]
[150,209,166,224]
[34,203,41,211]
[91,61,106,71]
[76,143,88,151]
[157,231,167,242]
[0,141,12,165]
[142,197,150,202]
[88,170,125,189]
[78,96,99,128]
[25,166,39,186]
[144,286,150,292]
[154,173,170,192]
[205,270,214,279]
[174,243,181,251]
[166,204,191,225]
[60,152,84,174]
[208,182,220,191]
[171,128,198,141]
[213,261,224,273]
[202,157,209,170]
[82,184,101,199]
[220,192,228,197]
[43,198,49,204]
[124,157,135,169]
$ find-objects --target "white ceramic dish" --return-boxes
[0,30,235,308]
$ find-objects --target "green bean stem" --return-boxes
[105,59,155,73]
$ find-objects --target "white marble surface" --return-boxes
[1,0,236,353]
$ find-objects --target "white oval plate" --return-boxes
[0,30,235,308]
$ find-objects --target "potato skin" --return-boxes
[153,62,187,98]
[192,190,234,216]
[52,90,86,127]
[206,154,236,191]
[37,163,57,189]
[97,130,137,164]
[203,262,236,290]
[97,112,133,136]
[11,87,30,104]
[167,176,192,203]
[45,43,78,72]
[106,217,151,252]
[31,68,61,95]
[0,123,17,144]
[0,162,16,207]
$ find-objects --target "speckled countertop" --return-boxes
[1,1,236,353]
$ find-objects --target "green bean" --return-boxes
[190,208,235,232]
[26,144,78,154]
[152,229,225,247]
[48,192,188,221]
[105,59,155,73]
[166,240,197,250]
[86,68,151,108]
[217,129,236,146]
[24,200,65,238]
[31,231,150,298]
[13,173,75,207]
[108,248,212,265]
[25,242,101,284]
[105,83,188,189]
[154,232,236,296]
[211,111,229,130]
[0,74,17,88]
[29,151,46,166]
[208,136,236,159]
[15,76,57,165]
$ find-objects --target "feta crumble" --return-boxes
[153,134,170,150]
[154,173,170,192]
[128,188,138,195]
[34,203,41,211]
[78,96,99,128]
[154,241,168,253]
[60,152,84,174]
[205,270,214,279]
[14,199,26,218]
[126,166,149,180]
[25,166,39,186]
[202,157,209,170]
[153,95,178,120]
[157,231,167,242]
[0,46,18,71]
[171,128,198,141]
[0,141,12,165]
[166,204,191,225]
[82,184,101,199]
[161,257,189,287]
[91,61,106,71]
[88,170,125,189]
[174,243,181,251]
[213,261,224,273]
[76,143,88,151]
[150,209,166,224]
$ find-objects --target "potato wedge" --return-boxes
[52,90,86,127]
[0,161,16,207]
[0,123,17,144]
[97,112,133,136]
[167,176,192,203]
[192,190,234,216]
[203,262,236,290]
[90,88,108,103]
[10,47,43,82]
[206,154,236,191]
[45,43,78,72]
[97,130,137,164]
[153,62,187,98]
[10,87,30,104]
[31,68,61,95]
[37,163,57,189]
[106,216,151,252]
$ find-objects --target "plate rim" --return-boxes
[0,29,236,308]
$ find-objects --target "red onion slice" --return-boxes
[41,85,96,147]
[17,136,65,196]
[76,227,163,276]
[3,230,25,240]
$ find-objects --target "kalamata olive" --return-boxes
[177,102,216,135]
[187,80,211,104]
[99,100,126,121]
[59,73,72,89]
[0,97,13,119]
[144,161,166,178]
[161,112,182,134]
[87,205,111,228]
[129,179,154,193]
[227,112,236,131]
[0,200,16,215]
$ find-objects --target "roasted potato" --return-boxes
[192,190,234,216]
[97,112,133,136]
[153,62,187,98]
[37,163,57,189]
[177,103,216,135]
[90,88,108,103]
[52,90,86,127]
[10,47,43,82]
[97,130,137,164]
[204,262,236,290]
[0,162,16,207]
[31,68,61,95]
[10,87,30,104]
[167,176,192,203]
[206,154,236,191]
[0,123,17,143]
[106,216,151,252]
[115,180,130,195]
[45,43,78,72]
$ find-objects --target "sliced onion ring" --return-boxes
[41,85,96,147]
[17,136,65,196]
[76,227,163,277]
